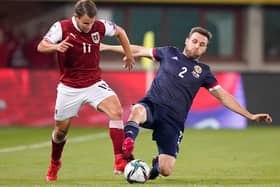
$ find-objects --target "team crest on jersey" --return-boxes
[192,65,202,78]
[91,32,100,44]
[194,65,202,73]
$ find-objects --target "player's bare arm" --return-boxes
[100,43,153,58]
[114,25,135,70]
[100,43,124,53]
[210,87,272,124]
[37,36,73,53]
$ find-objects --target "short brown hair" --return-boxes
[74,0,97,18]
[189,27,212,41]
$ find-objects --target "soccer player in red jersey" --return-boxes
[37,0,135,181]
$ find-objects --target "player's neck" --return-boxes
[183,50,200,61]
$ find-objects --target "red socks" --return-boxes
[109,120,124,156]
[51,139,66,161]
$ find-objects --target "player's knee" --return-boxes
[53,129,67,142]
[160,166,173,177]
[158,155,175,177]
[131,104,146,116]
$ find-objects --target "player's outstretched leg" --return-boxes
[122,121,139,159]
[122,137,135,159]
[114,136,135,174]
[149,156,160,180]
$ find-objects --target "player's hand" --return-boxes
[123,56,135,71]
[251,113,272,124]
[56,36,73,53]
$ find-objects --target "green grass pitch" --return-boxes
[0,126,279,187]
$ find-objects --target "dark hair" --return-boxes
[74,0,97,18]
[189,27,212,41]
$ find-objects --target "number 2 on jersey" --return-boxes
[178,67,188,78]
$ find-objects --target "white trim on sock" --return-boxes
[109,120,124,129]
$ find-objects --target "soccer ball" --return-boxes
[124,159,150,183]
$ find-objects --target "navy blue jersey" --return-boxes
[144,46,218,127]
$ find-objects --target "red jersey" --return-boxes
[44,17,116,88]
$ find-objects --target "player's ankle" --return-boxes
[124,121,139,140]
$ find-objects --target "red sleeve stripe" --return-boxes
[148,48,156,61]
[152,48,156,58]
[207,82,220,91]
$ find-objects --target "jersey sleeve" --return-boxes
[153,47,167,62]
[202,66,221,91]
[44,21,62,44]
[99,19,116,36]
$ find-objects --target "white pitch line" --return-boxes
[0,132,108,153]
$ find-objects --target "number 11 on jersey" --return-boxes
[83,42,91,53]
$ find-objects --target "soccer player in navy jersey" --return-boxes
[100,26,272,180]
[37,0,135,181]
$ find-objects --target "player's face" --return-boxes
[75,14,95,33]
[184,32,208,59]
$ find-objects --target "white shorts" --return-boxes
[55,80,116,121]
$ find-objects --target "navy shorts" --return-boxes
[138,98,184,158]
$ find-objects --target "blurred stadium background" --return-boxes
[0,0,280,186]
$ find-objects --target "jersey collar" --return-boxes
[72,16,82,32]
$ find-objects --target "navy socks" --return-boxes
[149,156,160,180]
[124,121,139,140]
